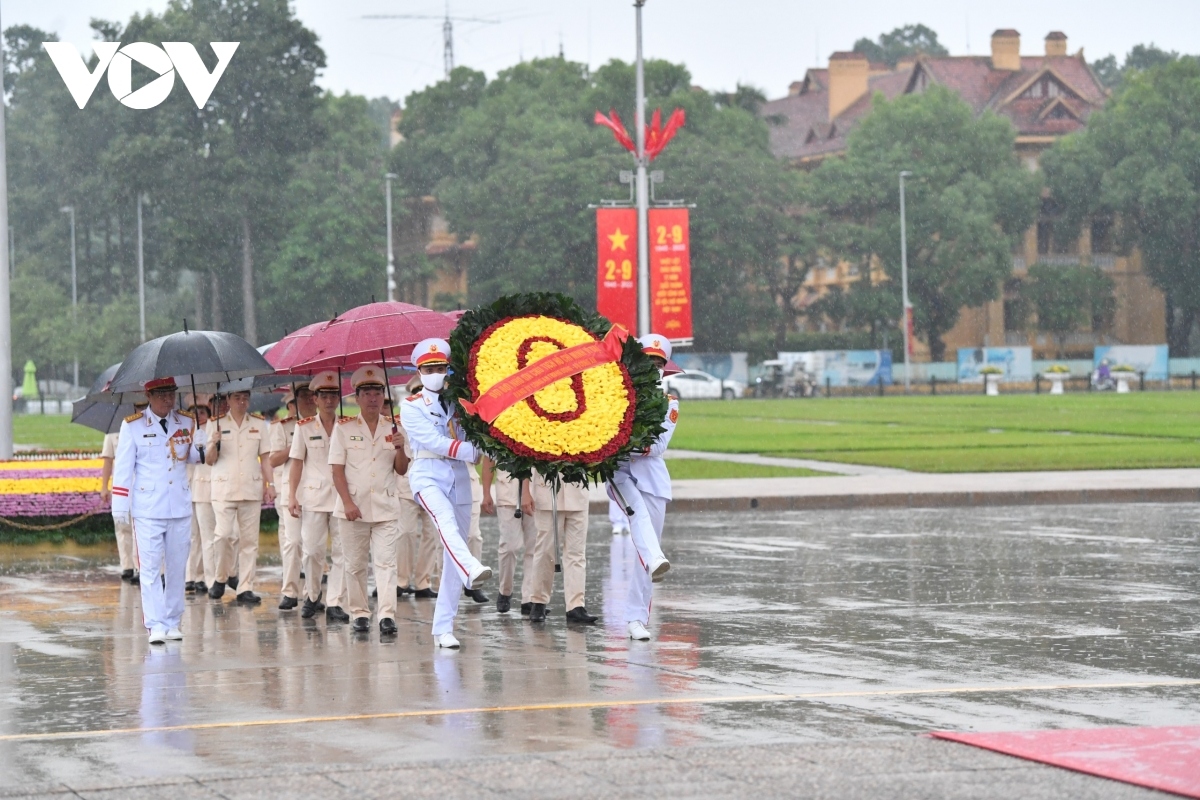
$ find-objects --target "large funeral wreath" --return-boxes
[445,293,667,487]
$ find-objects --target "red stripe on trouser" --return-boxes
[416,492,470,581]
[607,483,649,573]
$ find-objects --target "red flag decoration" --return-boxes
[593,109,635,154]
[648,208,693,343]
[596,208,638,333]
[644,108,686,161]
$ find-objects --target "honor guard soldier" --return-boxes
[270,386,316,610]
[524,474,596,623]
[110,378,201,644]
[481,457,535,615]
[395,377,441,600]
[185,402,214,593]
[288,371,349,621]
[608,334,678,641]
[329,365,410,636]
[205,381,274,604]
[101,400,147,584]
[400,338,493,649]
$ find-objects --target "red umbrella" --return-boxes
[444,309,467,324]
[289,301,454,373]
[265,321,330,372]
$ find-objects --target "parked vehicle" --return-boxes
[664,369,745,400]
[752,360,816,398]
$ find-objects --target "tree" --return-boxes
[1091,44,1182,89]
[811,85,1041,361]
[1023,264,1115,358]
[1042,58,1200,354]
[853,24,948,67]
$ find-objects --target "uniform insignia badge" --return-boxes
[249,428,259,434]
[669,408,679,424]
[143,433,157,437]
[124,411,142,423]
[309,435,323,440]
[349,435,364,441]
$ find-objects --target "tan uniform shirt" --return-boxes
[205,413,270,503]
[289,415,338,513]
[101,432,119,460]
[530,474,590,512]
[328,415,403,523]
[269,417,298,504]
[189,427,211,504]
[493,469,521,507]
[394,437,416,500]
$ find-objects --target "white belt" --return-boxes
[415,450,448,460]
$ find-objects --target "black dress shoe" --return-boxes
[120,569,134,582]
[529,603,546,622]
[352,617,370,633]
[185,581,196,592]
[565,606,599,624]
[397,585,412,597]
[379,618,397,636]
[322,574,328,584]
[278,596,298,610]
[520,602,532,615]
[496,594,511,613]
[130,572,140,585]
[326,605,350,623]
[236,591,262,605]
[464,588,489,604]
[208,581,225,599]
[195,581,208,594]
[371,587,378,598]
[227,575,239,591]
[300,571,305,579]
[413,588,438,599]
[301,598,321,618]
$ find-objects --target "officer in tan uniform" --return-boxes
[205,381,274,604]
[481,457,536,614]
[185,402,214,593]
[270,386,316,610]
[288,371,349,621]
[394,377,441,600]
[100,401,147,584]
[329,365,410,636]
[464,464,488,604]
[523,475,595,623]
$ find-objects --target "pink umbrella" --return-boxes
[289,301,455,373]
[265,321,331,372]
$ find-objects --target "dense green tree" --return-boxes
[853,24,948,67]
[1042,58,1200,353]
[811,85,1041,361]
[1091,44,1182,89]
[1023,264,1114,358]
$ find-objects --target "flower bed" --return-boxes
[0,458,104,518]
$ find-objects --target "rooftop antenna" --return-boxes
[363,2,510,78]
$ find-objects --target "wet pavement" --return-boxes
[1,503,1198,795]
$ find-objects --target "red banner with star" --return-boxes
[596,208,637,332]
[649,208,693,343]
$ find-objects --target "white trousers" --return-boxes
[415,487,481,636]
[607,476,667,625]
[341,518,399,621]
[134,516,191,632]
[300,510,340,604]
[396,497,440,590]
[496,505,536,601]
[608,499,629,531]
[278,500,303,599]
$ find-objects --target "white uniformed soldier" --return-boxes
[399,337,493,649]
[524,474,596,623]
[481,457,535,615]
[394,377,441,600]
[329,365,409,636]
[185,402,213,593]
[205,384,274,604]
[608,334,678,641]
[270,387,315,610]
[288,371,349,621]
[111,378,201,644]
[100,400,147,584]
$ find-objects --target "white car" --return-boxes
[664,369,745,400]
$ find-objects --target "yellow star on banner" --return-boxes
[607,228,630,251]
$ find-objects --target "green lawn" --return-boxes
[663,458,829,479]
[14,415,105,450]
[672,394,1200,472]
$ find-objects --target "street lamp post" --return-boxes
[899,171,912,393]
[60,206,77,388]
[137,193,146,342]
[0,2,12,459]
[385,172,397,302]
[633,0,650,337]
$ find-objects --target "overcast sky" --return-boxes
[6,0,1199,102]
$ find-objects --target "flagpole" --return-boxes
[634,0,650,338]
[0,1,13,459]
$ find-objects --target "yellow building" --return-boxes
[763,30,1166,359]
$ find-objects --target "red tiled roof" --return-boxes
[763,52,1107,162]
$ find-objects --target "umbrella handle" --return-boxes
[379,348,399,435]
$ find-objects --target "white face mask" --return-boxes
[657,369,665,381]
[420,372,446,392]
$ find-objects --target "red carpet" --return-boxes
[932,726,1200,798]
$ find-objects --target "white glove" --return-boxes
[112,510,131,527]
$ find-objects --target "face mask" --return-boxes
[420,372,446,392]
[657,369,665,381]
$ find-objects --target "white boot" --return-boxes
[649,557,670,583]
[627,621,650,641]
[436,632,461,649]
[148,627,167,645]
[468,564,493,590]
[165,628,183,641]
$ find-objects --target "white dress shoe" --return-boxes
[166,628,183,641]
[627,621,651,641]
[649,557,670,583]
[612,525,626,536]
[436,633,461,649]
[468,565,493,590]
[148,627,167,645]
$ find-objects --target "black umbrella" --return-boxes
[71,363,146,433]
[109,328,274,395]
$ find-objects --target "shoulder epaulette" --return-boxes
[297,415,316,425]
[214,412,227,421]
[338,415,356,424]
[124,411,142,423]
[278,415,296,424]
[668,394,679,401]
[250,412,266,420]
[404,394,421,403]
[177,409,195,420]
